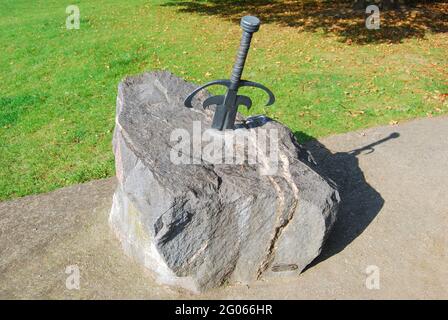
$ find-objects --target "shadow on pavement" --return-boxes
[301,132,399,269]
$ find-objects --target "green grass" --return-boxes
[0,0,447,201]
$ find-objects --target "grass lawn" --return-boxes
[0,0,447,201]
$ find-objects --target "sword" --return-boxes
[184,16,275,130]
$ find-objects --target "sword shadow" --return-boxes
[300,131,399,270]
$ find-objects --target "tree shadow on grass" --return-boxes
[162,0,448,44]
[297,131,399,269]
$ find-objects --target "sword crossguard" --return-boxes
[184,80,275,110]
[184,16,275,130]
[184,80,230,109]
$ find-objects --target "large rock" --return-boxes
[109,71,340,292]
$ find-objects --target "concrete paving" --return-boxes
[1,116,447,299]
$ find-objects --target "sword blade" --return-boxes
[223,95,252,129]
[224,90,238,130]
[223,106,238,130]
[211,104,228,130]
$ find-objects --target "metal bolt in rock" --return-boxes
[184,16,275,130]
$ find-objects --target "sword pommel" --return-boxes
[240,16,260,33]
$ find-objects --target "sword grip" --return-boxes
[230,16,260,90]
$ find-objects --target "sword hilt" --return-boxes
[229,16,260,90]
[184,15,274,131]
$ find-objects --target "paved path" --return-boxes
[1,116,447,299]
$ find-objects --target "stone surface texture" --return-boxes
[109,71,340,292]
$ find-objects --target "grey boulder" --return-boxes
[109,71,340,293]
